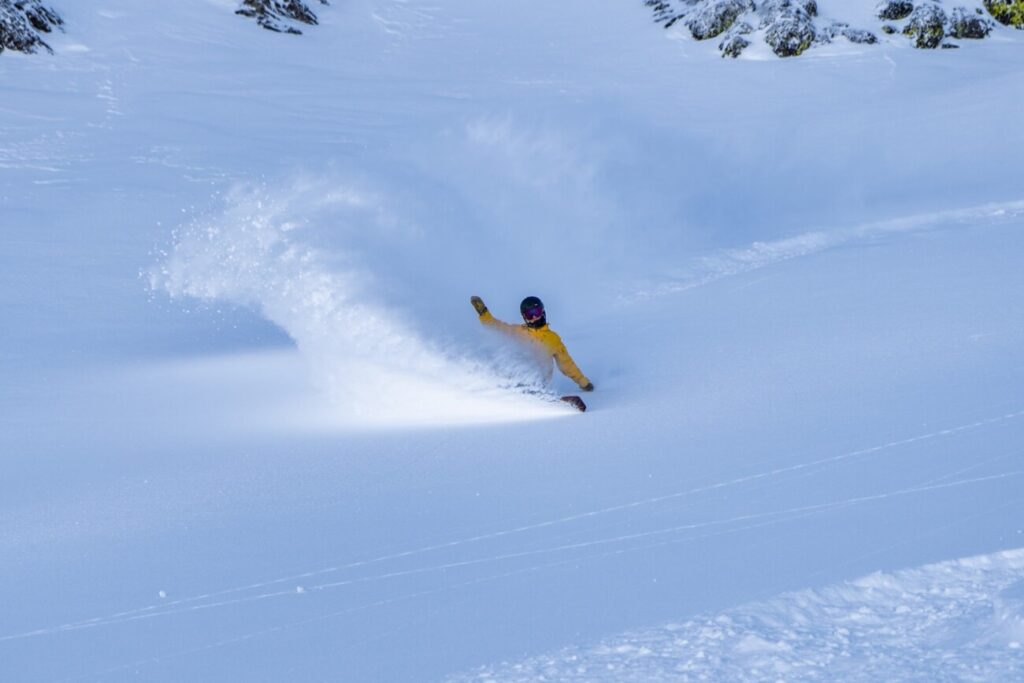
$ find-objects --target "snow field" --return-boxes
[2,0,1024,680]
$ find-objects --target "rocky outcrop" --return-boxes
[759,0,818,56]
[646,1,1022,56]
[647,0,880,57]
[764,14,815,55]
[0,0,62,54]
[895,3,1002,48]
[645,1,679,27]
[877,1,915,21]
[719,32,751,57]
[819,22,879,44]
[949,7,995,37]
[903,4,947,48]
[686,0,753,40]
[719,21,753,56]
[984,0,1024,28]
[236,0,329,34]
[647,0,875,57]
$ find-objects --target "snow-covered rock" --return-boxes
[646,0,1019,56]
[949,6,995,37]
[719,21,754,56]
[719,31,751,56]
[818,22,879,45]
[644,0,679,27]
[984,0,1024,28]
[757,0,820,56]
[647,0,879,57]
[0,0,61,54]
[891,4,998,48]
[236,0,329,35]
[764,13,816,55]
[686,0,753,40]
[877,0,915,21]
[903,3,947,48]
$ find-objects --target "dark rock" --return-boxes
[903,3,946,48]
[646,0,681,27]
[983,0,1024,28]
[877,1,914,21]
[0,0,62,54]
[949,6,994,37]
[941,41,961,47]
[236,0,329,34]
[882,24,897,33]
[19,0,61,33]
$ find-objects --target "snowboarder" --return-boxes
[470,295,594,393]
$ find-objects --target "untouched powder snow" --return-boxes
[2,0,1023,681]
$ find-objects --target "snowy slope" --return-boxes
[2,0,1024,681]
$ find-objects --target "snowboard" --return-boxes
[560,395,587,412]
[505,382,587,412]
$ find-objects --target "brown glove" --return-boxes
[470,296,488,315]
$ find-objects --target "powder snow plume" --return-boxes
[150,177,558,427]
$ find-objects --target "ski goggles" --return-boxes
[522,305,545,321]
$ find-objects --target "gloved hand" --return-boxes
[581,382,594,392]
[470,296,488,315]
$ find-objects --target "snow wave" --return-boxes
[629,198,1024,302]
[149,177,558,427]
[450,548,1024,682]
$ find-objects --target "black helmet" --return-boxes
[520,296,546,328]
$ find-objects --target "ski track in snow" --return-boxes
[6,408,1022,652]
[37,479,1024,682]
[627,198,1024,303]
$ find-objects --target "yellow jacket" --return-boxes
[478,310,592,389]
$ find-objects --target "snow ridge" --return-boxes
[451,549,1024,682]
[626,199,1024,302]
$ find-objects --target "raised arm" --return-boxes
[471,296,521,335]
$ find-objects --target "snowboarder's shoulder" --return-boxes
[535,325,564,343]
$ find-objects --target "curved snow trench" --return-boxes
[628,198,1024,302]
[450,548,1024,682]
